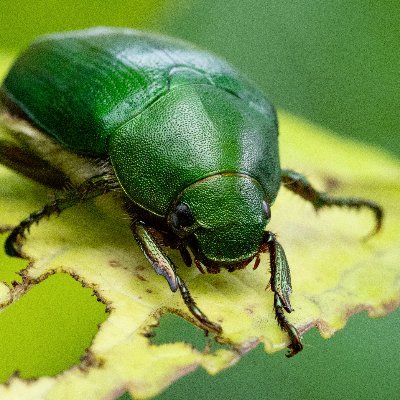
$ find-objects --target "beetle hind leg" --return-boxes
[5,173,118,257]
[0,138,70,189]
[5,201,62,257]
[264,231,303,357]
[281,169,383,237]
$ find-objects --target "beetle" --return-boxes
[0,28,382,357]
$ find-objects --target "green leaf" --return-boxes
[0,55,399,399]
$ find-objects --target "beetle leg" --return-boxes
[179,246,193,268]
[0,139,71,189]
[176,275,222,333]
[5,173,117,257]
[131,220,222,333]
[131,220,178,292]
[281,169,383,237]
[264,231,303,357]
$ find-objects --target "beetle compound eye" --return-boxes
[171,203,195,230]
[262,200,271,220]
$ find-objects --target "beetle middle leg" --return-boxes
[263,231,303,357]
[281,169,383,236]
[131,219,222,333]
[5,173,118,257]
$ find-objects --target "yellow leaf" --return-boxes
[0,54,399,399]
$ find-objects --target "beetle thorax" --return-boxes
[109,83,280,219]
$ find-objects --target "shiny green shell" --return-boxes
[2,28,281,261]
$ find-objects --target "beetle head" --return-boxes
[168,174,270,270]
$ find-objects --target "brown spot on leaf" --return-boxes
[108,260,121,268]
[344,304,373,320]
[80,349,104,370]
[323,175,342,192]
[135,273,147,282]
[382,299,400,314]
[244,306,254,315]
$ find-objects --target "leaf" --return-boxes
[0,54,399,399]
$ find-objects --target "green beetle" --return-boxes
[0,28,382,357]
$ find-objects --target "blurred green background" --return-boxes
[0,1,399,399]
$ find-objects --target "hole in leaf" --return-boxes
[0,272,108,383]
[0,234,27,284]
[116,393,133,400]
[150,313,227,353]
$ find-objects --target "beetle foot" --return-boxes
[285,324,303,358]
[200,317,222,334]
[281,169,384,239]
[274,294,303,357]
[4,235,23,258]
[176,275,222,334]
[4,211,42,258]
[4,230,24,258]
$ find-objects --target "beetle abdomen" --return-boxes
[2,27,274,155]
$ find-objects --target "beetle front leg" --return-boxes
[264,231,303,357]
[5,173,117,257]
[131,220,222,333]
[175,275,222,333]
[281,169,383,237]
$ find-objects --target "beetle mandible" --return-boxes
[0,28,383,356]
